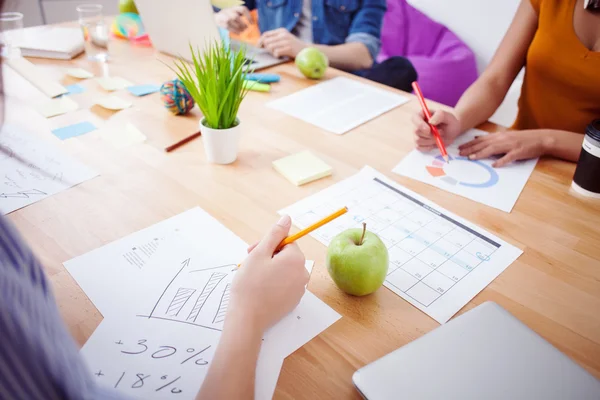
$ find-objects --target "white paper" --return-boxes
[392,129,537,213]
[66,207,341,399]
[6,57,68,97]
[0,124,98,215]
[279,166,523,324]
[38,96,79,118]
[267,77,409,135]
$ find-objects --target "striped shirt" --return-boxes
[0,215,127,400]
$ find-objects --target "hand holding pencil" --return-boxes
[411,82,463,158]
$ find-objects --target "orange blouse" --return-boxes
[513,0,600,133]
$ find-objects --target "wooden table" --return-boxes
[6,28,600,399]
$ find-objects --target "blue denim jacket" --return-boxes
[244,0,386,61]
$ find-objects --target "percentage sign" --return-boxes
[156,375,182,394]
[181,345,211,366]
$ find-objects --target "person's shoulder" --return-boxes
[530,0,571,16]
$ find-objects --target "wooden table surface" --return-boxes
[5,28,600,399]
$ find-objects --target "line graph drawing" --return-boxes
[213,284,230,324]
[141,258,237,331]
[187,272,227,323]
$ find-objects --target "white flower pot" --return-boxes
[200,118,241,164]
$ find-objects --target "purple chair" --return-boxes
[377,0,478,106]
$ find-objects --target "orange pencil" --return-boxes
[238,207,348,267]
[411,81,450,163]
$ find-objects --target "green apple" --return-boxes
[295,47,328,79]
[119,0,139,14]
[326,223,389,296]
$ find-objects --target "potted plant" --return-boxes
[172,41,249,164]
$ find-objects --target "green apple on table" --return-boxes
[295,47,328,79]
[119,0,139,14]
[326,223,389,296]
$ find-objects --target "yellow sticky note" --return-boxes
[96,76,134,91]
[211,0,244,8]
[103,123,146,149]
[66,68,94,79]
[272,151,332,186]
[96,95,132,110]
[38,96,79,118]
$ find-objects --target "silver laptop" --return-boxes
[135,0,287,70]
[353,302,600,400]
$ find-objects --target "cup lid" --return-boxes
[587,119,600,142]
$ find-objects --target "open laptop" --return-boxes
[135,0,287,70]
[353,302,600,400]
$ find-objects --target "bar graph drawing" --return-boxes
[141,258,237,331]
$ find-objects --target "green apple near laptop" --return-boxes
[353,302,600,400]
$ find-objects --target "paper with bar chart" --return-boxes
[393,129,538,212]
[65,207,340,399]
[280,166,523,323]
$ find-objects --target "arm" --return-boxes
[259,0,385,71]
[313,42,373,70]
[196,216,308,400]
[454,0,538,131]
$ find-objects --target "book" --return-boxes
[17,26,84,60]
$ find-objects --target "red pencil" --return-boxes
[411,81,449,163]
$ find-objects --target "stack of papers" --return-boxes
[16,26,84,60]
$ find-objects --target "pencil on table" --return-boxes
[411,81,450,163]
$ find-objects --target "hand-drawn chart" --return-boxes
[66,207,342,399]
[0,124,98,215]
[393,129,537,212]
[280,166,522,323]
[141,258,237,331]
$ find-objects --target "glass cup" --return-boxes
[0,12,24,58]
[76,4,109,61]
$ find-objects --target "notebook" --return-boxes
[17,26,84,60]
[272,151,332,186]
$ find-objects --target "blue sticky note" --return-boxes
[51,121,97,140]
[127,84,161,97]
[65,84,85,95]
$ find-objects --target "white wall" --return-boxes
[42,0,119,25]
[5,0,44,27]
[407,0,523,127]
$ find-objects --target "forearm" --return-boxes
[454,75,512,132]
[543,129,583,162]
[196,311,263,400]
[313,42,373,71]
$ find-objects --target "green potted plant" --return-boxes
[172,41,249,164]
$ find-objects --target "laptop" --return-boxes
[135,0,287,70]
[353,302,600,400]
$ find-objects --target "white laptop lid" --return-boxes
[353,302,600,400]
[135,0,221,62]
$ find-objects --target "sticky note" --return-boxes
[127,84,161,97]
[272,151,332,186]
[67,68,94,79]
[96,76,134,91]
[243,80,271,92]
[51,121,97,140]
[96,96,132,110]
[211,0,244,9]
[102,123,146,149]
[38,96,79,118]
[65,84,85,95]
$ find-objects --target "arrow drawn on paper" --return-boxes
[0,189,47,199]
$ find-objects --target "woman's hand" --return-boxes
[258,28,307,58]
[411,110,463,151]
[458,130,552,167]
[229,215,309,333]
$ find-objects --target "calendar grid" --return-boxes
[304,177,501,309]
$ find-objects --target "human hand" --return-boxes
[458,130,551,167]
[228,215,309,333]
[214,6,252,34]
[411,110,462,151]
[258,28,307,58]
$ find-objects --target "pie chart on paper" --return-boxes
[425,155,500,189]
